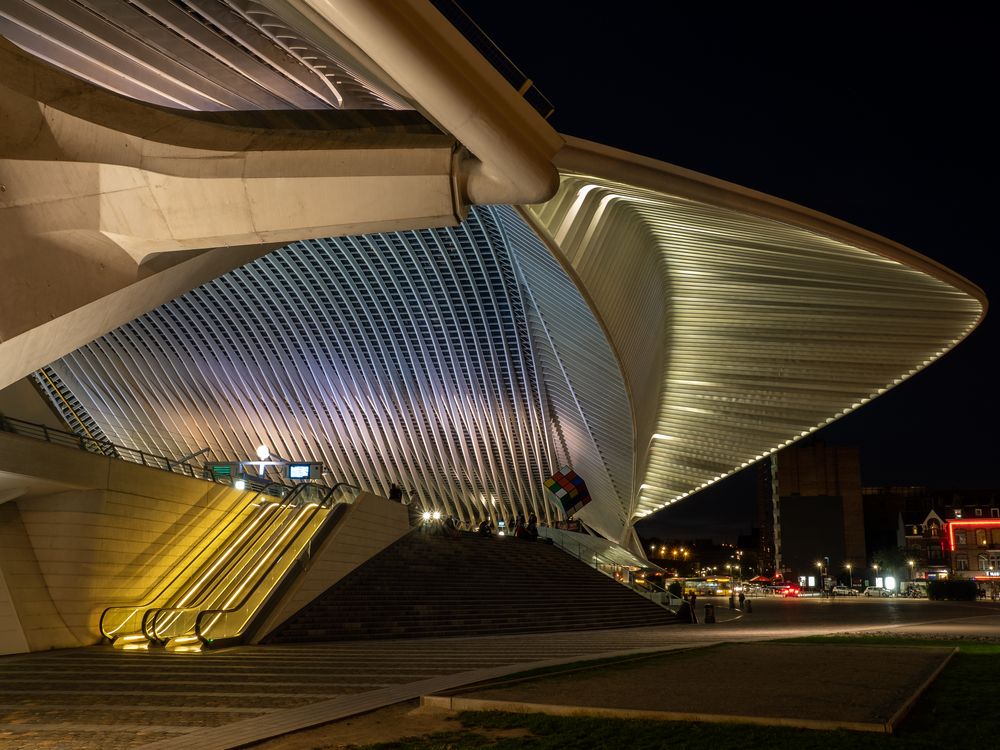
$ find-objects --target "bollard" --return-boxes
[746,600,753,613]
[729,594,736,609]
[704,603,716,624]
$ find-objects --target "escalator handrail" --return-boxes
[143,501,286,642]
[160,491,294,610]
[148,482,350,641]
[98,481,289,638]
[194,482,358,643]
[144,482,314,642]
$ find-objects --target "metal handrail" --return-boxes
[98,482,288,639]
[0,414,288,497]
[0,414,203,476]
[429,0,555,120]
[194,483,360,645]
[144,483,317,642]
[542,530,684,611]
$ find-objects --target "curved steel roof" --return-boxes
[0,0,407,110]
[42,205,634,539]
[7,2,985,546]
[526,147,984,522]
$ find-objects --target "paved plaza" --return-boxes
[0,598,998,749]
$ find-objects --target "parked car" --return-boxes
[863,586,891,597]
[831,585,858,596]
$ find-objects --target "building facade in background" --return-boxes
[771,442,866,582]
[768,456,1000,589]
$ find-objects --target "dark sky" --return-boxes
[460,6,998,540]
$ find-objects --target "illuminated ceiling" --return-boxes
[3,2,985,547]
[40,205,635,540]
[0,0,407,110]
[526,150,984,521]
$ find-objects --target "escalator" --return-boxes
[100,482,358,652]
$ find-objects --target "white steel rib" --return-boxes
[44,206,631,539]
[7,3,984,549]
[525,153,984,527]
[0,0,408,110]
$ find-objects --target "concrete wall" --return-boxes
[0,378,66,430]
[0,431,252,654]
[254,492,410,641]
[0,37,460,392]
[0,502,58,653]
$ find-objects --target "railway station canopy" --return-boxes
[0,1,985,552]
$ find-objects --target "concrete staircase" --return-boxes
[265,529,678,642]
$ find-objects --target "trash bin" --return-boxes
[704,603,715,624]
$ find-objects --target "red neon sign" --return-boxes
[945,519,1000,552]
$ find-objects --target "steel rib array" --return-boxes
[0,0,407,110]
[6,1,984,545]
[504,211,634,538]
[527,172,984,521]
[39,169,983,542]
[44,206,634,541]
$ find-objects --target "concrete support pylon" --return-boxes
[0,37,461,390]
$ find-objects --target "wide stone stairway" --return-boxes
[265,529,677,642]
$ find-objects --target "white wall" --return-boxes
[0,432,251,654]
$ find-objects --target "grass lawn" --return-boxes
[353,637,1000,749]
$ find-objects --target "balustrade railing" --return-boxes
[538,527,684,611]
[0,415,285,496]
[429,0,555,119]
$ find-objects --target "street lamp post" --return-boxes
[846,563,853,589]
[873,563,879,587]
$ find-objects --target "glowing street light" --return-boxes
[846,562,853,589]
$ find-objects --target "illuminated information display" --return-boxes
[286,462,323,480]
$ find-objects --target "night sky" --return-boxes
[461,6,998,540]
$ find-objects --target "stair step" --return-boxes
[265,530,678,643]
